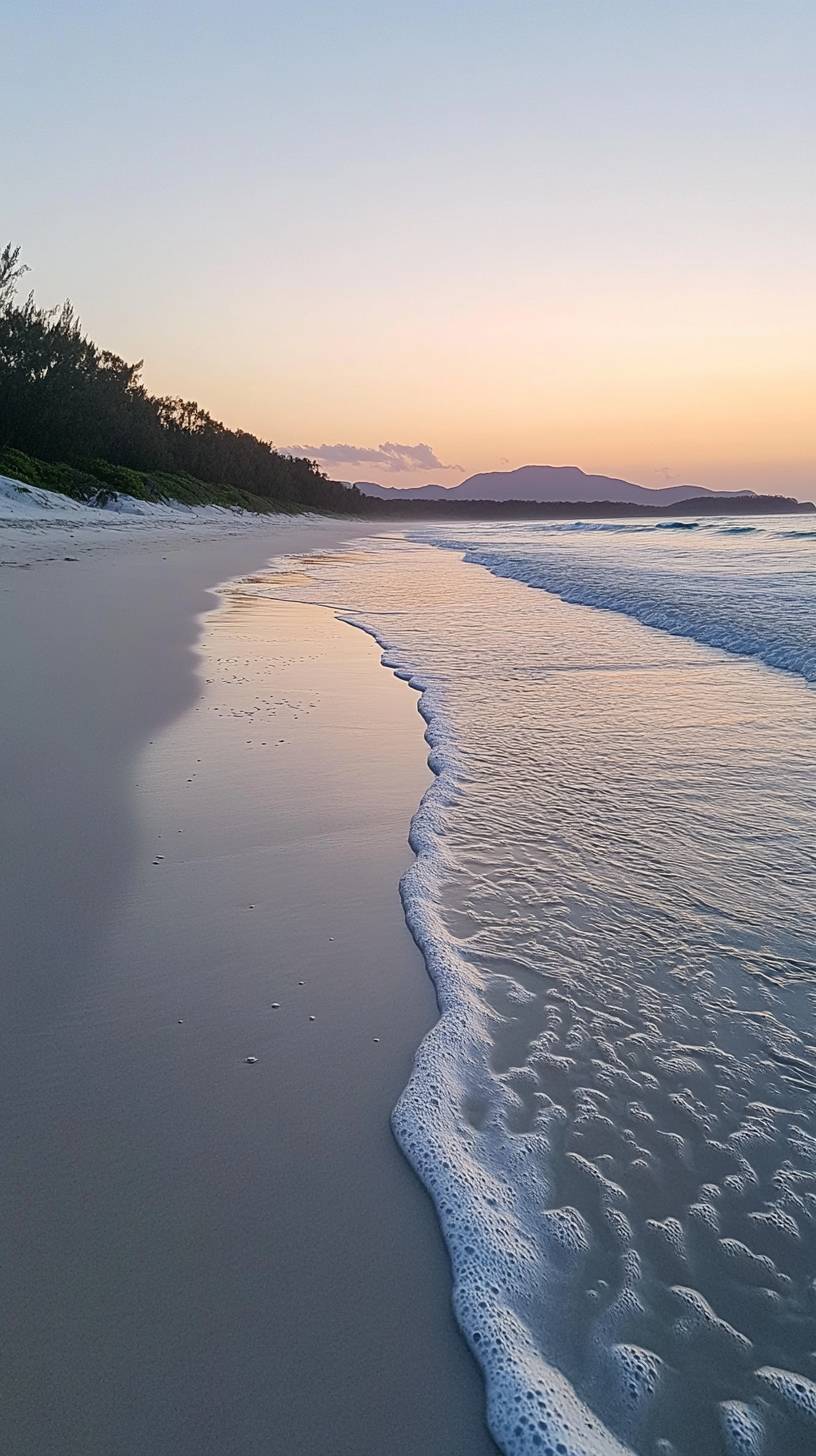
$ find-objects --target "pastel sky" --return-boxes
[6,1,815,497]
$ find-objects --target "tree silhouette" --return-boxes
[0,244,366,513]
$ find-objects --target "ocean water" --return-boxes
[428,515,816,684]
[258,516,816,1456]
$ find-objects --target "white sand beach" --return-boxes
[0,502,496,1455]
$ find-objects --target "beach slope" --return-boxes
[0,513,496,1455]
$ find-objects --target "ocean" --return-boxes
[259,515,816,1456]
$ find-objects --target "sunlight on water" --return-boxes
[250,522,816,1456]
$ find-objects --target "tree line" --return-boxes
[0,244,367,514]
[1,245,805,522]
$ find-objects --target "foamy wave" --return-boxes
[525,519,809,542]
[433,546,816,683]
[341,613,631,1454]
[263,537,816,1456]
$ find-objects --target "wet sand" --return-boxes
[0,522,496,1455]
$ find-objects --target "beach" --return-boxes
[264,522,816,1456]
[4,502,815,1456]
[5,1,812,1446]
[0,511,496,1455]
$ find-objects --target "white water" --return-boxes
[426,515,816,683]
[256,517,816,1456]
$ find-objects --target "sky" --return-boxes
[5,1,815,498]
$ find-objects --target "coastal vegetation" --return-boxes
[0,446,299,515]
[0,244,366,515]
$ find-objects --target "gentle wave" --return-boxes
[426,543,816,683]
[258,534,816,1456]
[524,519,815,543]
[343,613,636,1456]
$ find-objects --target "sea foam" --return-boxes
[421,516,816,682]
[258,527,816,1456]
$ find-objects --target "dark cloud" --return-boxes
[282,440,456,472]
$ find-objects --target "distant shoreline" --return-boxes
[2,451,810,532]
[348,491,813,520]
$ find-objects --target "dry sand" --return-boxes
[0,515,496,1454]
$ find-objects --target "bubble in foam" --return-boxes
[718,1238,789,1292]
[538,1206,593,1271]
[718,1400,765,1455]
[605,1209,633,1250]
[748,1206,801,1248]
[754,1365,816,1428]
[645,1216,687,1265]
[506,983,538,1006]
[687,1200,721,1236]
[606,1342,664,1430]
[660,1054,708,1083]
[730,1122,776,1155]
[655,1129,693,1167]
[565,1152,628,1210]
[625,1099,654,1126]
[790,1126,816,1166]
[484,1325,633,1456]
[669,1286,753,1360]
[669,1089,715,1134]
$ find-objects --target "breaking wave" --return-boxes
[423,521,816,682]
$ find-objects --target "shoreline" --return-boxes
[1,520,496,1455]
[272,529,816,1456]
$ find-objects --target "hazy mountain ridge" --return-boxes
[355,465,757,506]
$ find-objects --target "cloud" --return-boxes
[282,440,457,473]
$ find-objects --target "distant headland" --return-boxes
[1,244,811,522]
[351,467,812,519]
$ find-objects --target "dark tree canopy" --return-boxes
[0,246,367,514]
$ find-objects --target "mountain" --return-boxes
[353,480,448,500]
[355,466,753,506]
